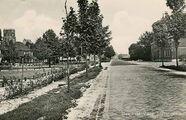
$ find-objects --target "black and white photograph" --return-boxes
[1,0,186,120]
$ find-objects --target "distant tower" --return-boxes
[3,29,16,44]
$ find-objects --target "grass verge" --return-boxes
[0,67,102,120]
[160,65,186,72]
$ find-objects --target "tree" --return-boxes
[87,1,100,65]
[97,23,112,67]
[166,0,185,13]
[166,0,186,67]
[61,1,78,92]
[42,29,59,67]
[152,19,170,66]
[33,37,53,63]
[77,0,90,75]
[129,43,144,60]
[2,40,17,64]
[33,29,59,67]
[138,31,154,61]
[164,12,186,67]
[43,29,59,64]
[104,45,115,59]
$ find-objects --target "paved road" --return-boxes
[104,59,186,120]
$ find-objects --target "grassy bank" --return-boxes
[161,65,186,72]
[0,67,102,120]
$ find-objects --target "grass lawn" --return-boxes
[0,67,102,120]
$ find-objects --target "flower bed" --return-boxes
[3,64,87,99]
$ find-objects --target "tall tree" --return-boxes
[138,31,154,61]
[42,29,59,67]
[33,37,53,63]
[87,1,101,65]
[97,22,112,67]
[61,1,78,92]
[77,0,90,75]
[33,29,59,67]
[152,18,170,66]
[166,0,185,66]
[165,12,186,67]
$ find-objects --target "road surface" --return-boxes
[103,59,186,120]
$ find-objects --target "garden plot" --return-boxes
[0,65,87,115]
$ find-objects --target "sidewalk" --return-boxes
[66,63,109,120]
[157,67,186,76]
[129,61,186,76]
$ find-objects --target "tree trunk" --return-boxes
[48,58,51,68]
[67,55,70,92]
[175,46,179,67]
[93,54,96,67]
[85,52,88,77]
[161,47,165,67]
[89,54,91,61]
[98,53,102,68]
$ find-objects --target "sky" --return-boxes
[0,0,173,54]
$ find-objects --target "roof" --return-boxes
[15,42,31,51]
[179,38,186,47]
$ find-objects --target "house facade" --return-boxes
[15,42,34,63]
[151,38,186,61]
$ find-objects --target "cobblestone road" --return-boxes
[103,59,186,120]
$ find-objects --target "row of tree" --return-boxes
[129,0,186,67]
[0,0,115,67]
[0,0,115,92]
[29,0,115,92]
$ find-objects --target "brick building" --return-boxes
[151,37,186,61]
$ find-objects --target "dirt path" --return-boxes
[66,63,109,120]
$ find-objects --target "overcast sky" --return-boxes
[0,0,173,54]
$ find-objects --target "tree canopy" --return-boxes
[166,0,185,13]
